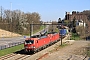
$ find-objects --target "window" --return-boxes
[25,40,34,44]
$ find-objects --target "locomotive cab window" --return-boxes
[25,40,34,44]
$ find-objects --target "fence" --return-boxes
[0,41,24,50]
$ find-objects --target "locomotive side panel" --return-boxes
[33,36,50,51]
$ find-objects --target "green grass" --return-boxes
[55,28,59,32]
[87,44,90,57]
[70,33,81,40]
[24,25,46,36]
[54,43,68,49]
[87,51,90,57]
[34,25,46,34]
[0,44,24,57]
[60,43,68,47]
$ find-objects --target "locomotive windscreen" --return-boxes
[25,40,34,44]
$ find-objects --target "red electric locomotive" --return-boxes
[24,32,60,53]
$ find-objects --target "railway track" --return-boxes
[0,53,16,60]
[0,35,68,60]
[66,55,89,60]
[16,55,31,60]
[0,53,31,60]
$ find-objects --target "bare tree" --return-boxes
[0,6,41,35]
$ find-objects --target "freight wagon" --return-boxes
[59,29,67,37]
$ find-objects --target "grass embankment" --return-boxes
[0,26,46,57]
[70,33,81,40]
[87,44,90,57]
[87,50,90,57]
[34,25,46,34]
[0,44,24,57]
[25,25,46,36]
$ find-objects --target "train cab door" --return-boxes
[48,34,52,43]
[36,40,39,48]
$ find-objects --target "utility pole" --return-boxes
[10,2,12,37]
[32,21,33,36]
[30,24,31,37]
[58,18,62,45]
[1,6,2,21]
[61,21,63,45]
[10,2,12,22]
[52,21,53,32]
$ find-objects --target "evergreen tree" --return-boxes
[72,17,76,27]
[58,18,62,23]
[72,17,76,33]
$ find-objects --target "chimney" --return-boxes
[72,11,76,15]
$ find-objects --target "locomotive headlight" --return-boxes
[33,46,35,48]
[25,42,27,44]
[28,47,30,48]
[31,46,35,48]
